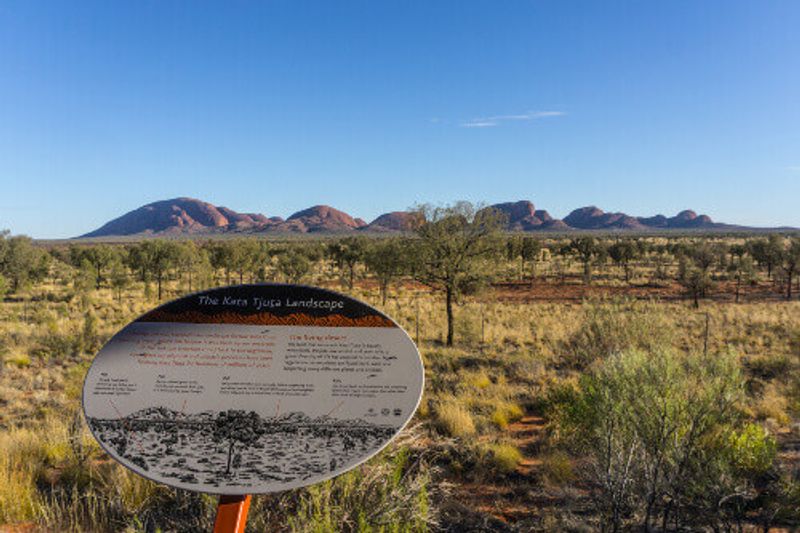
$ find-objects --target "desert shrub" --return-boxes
[482,443,522,475]
[744,353,792,381]
[549,349,773,531]
[728,423,777,476]
[32,319,77,360]
[563,299,674,369]
[540,451,574,487]
[433,401,476,437]
[284,445,432,532]
[0,428,44,523]
[489,401,524,430]
[752,383,791,426]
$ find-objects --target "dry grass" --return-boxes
[0,253,799,530]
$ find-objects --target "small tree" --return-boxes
[276,249,311,283]
[213,410,264,476]
[364,238,408,305]
[679,265,713,307]
[778,237,800,300]
[0,234,50,293]
[747,235,783,280]
[569,237,602,285]
[129,240,181,300]
[70,245,115,289]
[608,240,638,284]
[109,257,130,302]
[520,236,542,284]
[327,237,367,290]
[410,202,505,346]
[727,255,756,303]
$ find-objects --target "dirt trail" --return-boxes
[448,412,554,528]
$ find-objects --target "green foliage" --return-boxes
[410,202,505,346]
[364,239,408,305]
[728,423,776,476]
[549,348,773,531]
[327,237,368,290]
[0,233,51,293]
[277,249,312,283]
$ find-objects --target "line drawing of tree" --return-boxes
[212,410,265,476]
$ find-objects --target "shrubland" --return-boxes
[0,216,799,531]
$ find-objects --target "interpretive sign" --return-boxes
[82,284,424,495]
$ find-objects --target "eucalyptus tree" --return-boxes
[327,236,367,290]
[608,240,638,284]
[569,237,603,285]
[778,237,800,299]
[128,240,181,300]
[364,238,408,305]
[409,202,506,346]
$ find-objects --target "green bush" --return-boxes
[549,348,771,531]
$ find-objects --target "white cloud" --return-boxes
[459,110,565,128]
[461,120,498,128]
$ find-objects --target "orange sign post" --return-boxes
[213,494,252,533]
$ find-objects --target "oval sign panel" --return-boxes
[83,284,424,494]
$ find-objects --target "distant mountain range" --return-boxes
[78,197,788,238]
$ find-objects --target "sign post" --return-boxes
[213,494,251,533]
[83,284,424,531]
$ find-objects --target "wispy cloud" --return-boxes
[460,110,565,128]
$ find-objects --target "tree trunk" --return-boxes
[445,286,454,346]
[787,270,793,300]
[157,273,163,301]
[735,275,741,303]
[226,442,234,475]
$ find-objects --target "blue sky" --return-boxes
[1,1,798,238]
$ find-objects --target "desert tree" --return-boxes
[69,244,116,289]
[364,238,408,305]
[727,255,756,303]
[569,237,604,285]
[520,236,543,284]
[174,241,211,293]
[276,248,311,283]
[212,410,265,476]
[128,240,181,300]
[608,240,638,284]
[777,237,800,299]
[207,241,235,284]
[327,236,367,290]
[679,263,713,307]
[409,202,506,346]
[108,256,130,302]
[747,235,783,280]
[0,233,50,293]
[230,239,267,284]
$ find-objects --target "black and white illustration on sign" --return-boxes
[82,284,424,494]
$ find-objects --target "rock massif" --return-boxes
[80,197,740,238]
